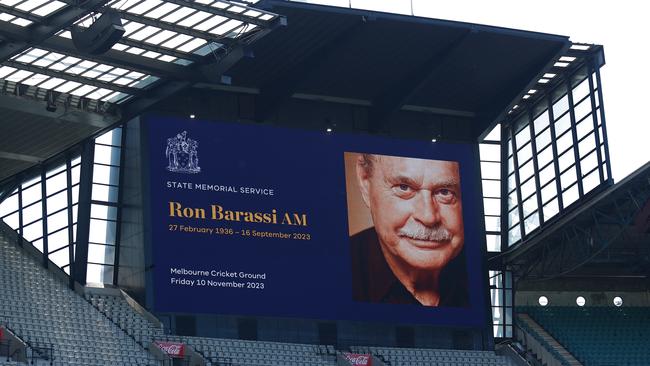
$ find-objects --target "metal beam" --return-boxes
[73,140,94,285]
[0,177,19,204]
[40,167,49,268]
[163,0,281,28]
[3,60,140,96]
[401,104,476,118]
[500,163,650,267]
[480,40,570,141]
[38,36,198,79]
[112,123,127,285]
[0,151,43,163]
[0,92,119,128]
[507,174,650,280]
[115,36,204,64]
[0,4,42,23]
[0,21,202,79]
[255,20,365,122]
[111,10,238,47]
[121,45,248,120]
[57,0,282,28]
[65,155,75,289]
[368,30,471,133]
[0,0,111,62]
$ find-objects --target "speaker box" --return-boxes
[71,11,125,55]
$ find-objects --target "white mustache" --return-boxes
[398,222,452,242]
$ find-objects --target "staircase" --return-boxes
[517,314,582,366]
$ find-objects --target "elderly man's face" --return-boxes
[358,155,464,271]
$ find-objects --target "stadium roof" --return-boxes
[499,162,650,281]
[0,0,600,185]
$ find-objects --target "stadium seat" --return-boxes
[520,306,650,366]
[0,231,160,366]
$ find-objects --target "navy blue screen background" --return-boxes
[146,116,487,327]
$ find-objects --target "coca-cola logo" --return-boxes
[343,353,371,365]
[154,341,185,358]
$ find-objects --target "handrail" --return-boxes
[516,317,574,366]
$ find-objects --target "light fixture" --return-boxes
[45,92,57,112]
[431,138,437,143]
[190,114,196,119]
[538,296,549,306]
[324,118,336,134]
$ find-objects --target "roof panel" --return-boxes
[54,80,81,93]
[177,38,207,53]
[6,69,32,82]
[143,2,179,19]
[209,19,242,36]
[193,14,228,31]
[0,0,23,6]
[128,24,161,41]
[161,33,192,49]
[177,10,211,28]
[121,0,163,15]
[32,52,65,67]
[85,88,113,100]
[37,77,66,89]
[15,0,48,12]
[18,72,43,86]
[160,5,195,23]
[0,0,281,184]
[31,1,66,16]
[144,29,177,44]
[9,17,31,26]
[0,66,17,78]
[70,84,97,96]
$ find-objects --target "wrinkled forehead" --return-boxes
[375,155,460,184]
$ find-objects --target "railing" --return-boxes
[495,340,536,366]
[1,338,26,362]
[1,317,34,364]
[516,320,572,366]
[28,341,54,365]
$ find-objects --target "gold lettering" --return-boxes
[211,205,223,220]
[169,201,183,217]
[282,213,308,226]
[224,210,234,221]
[169,201,205,219]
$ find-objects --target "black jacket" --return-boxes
[349,227,469,307]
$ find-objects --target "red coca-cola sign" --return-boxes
[343,352,372,366]
[154,341,185,358]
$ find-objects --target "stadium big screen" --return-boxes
[145,117,487,326]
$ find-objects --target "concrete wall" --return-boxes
[117,118,148,304]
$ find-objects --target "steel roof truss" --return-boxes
[3,59,139,96]
[0,0,111,62]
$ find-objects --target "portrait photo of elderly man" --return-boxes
[345,152,469,307]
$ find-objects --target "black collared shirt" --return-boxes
[350,227,469,307]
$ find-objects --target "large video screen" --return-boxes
[146,117,486,326]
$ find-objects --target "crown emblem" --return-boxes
[165,131,201,174]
